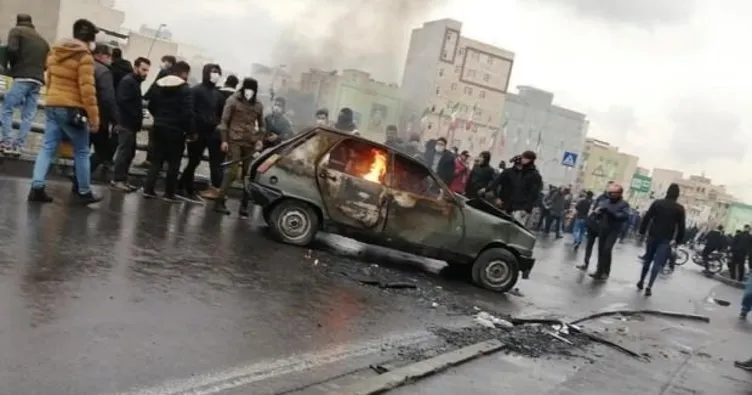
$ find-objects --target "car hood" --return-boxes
[460,195,526,228]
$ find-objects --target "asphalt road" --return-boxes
[0,175,737,394]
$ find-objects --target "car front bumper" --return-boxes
[518,256,535,279]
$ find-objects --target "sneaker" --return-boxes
[644,288,652,297]
[162,194,180,203]
[589,273,607,281]
[239,207,249,219]
[735,360,752,372]
[200,187,220,200]
[739,312,747,320]
[214,199,230,215]
[76,191,103,205]
[27,187,53,203]
[176,191,204,204]
[141,189,158,199]
[110,180,137,192]
[575,264,588,271]
[0,141,12,155]
[636,282,644,290]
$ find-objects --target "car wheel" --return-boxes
[472,248,519,293]
[268,200,320,246]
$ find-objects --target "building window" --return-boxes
[479,90,486,98]
[483,73,490,82]
[451,83,457,91]
[471,51,480,61]
[438,68,444,77]
[436,87,440,95]
[467,69,477,78]
[455,65,461,73]
[458,47,464,56]
[464,86,473,95]
[442,50,447,58]
[487,56,494,65]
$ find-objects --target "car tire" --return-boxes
[268,200,319,246]
[472,248,519,293]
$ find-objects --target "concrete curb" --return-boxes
[325,339,505,395]
[714,273,745,289]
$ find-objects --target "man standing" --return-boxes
[140,54,176,168]
[110,47,132,90]
[589,183,631,280]
[265,96,294,146]
[384,124,403,149]
[701,225,727,275]
[729,225,752,281]
[177,63,223,203]
[448,150,470,194]
[424,137,455,185]
[572,191,594,250]
[637,183,686,296]
[543,187,567,238]
[28,19,100,204]
[1,14,50,156]
[314,108,330,126]
[142,61,193,201]
[89,44,119,177]
[199,74,237,200]
[111,57,151,191]
[465,151,495,199]
[214,77,265,217]
[334,107,359,134]
[579,181,614,271]
[485,152,542,224]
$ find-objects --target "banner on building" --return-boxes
[630,173,652,193]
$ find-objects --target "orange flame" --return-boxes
[362,149,388,183]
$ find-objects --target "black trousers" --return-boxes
[145,129,155,163]
[143,129,185,196]
[90,127,117,173]
[731,253,746,281]
[178,134,224,194]
[596,230,620,276]
[583,229,599,266]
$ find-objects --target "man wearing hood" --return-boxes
[465,151,494,198]
[177,63,223,203]
[112,56,151,192]
[142,61,194,202]
[219,75,238,101]
[485,151,543,223]
[140,55,177,169]
[334,107,359,134]
[214,77,265,217]
[637,183,686,295]
[199,74,237,200]
[28,19,100,204]
[110,48,132,90]
[265,96,294,146]
[423,137,455,185]
[1,14,50,156]
[589,183,631,281]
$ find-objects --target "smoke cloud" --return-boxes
[270,0,449,83]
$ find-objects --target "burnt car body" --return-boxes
[246,127,537,293]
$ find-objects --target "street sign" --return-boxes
[630,174,652,193]
[561,151,578,167]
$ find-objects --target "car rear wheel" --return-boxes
[268,200,319,246]
[472,248,519,293]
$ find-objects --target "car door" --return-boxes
[382,153,464,253]
[316,137,390,232]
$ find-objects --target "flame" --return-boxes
[362,149,388,183]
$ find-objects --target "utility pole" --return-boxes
[146,23,166,59]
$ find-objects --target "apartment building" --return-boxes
[674,175,735,227]
[577,138,638,193]
[401,18,514,157]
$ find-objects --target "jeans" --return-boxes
[31,107,91,194]
[544,214,561,236]
[1,80,41,147]
[142,128,185,196]
[178,133,225,194]
[112,126,137,182]
[640,238,671,288]
[572,218,587,244]
[741,275,752,316]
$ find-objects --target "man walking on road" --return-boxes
[729,225,751,281]
[142,61,193,201]
[28,19,101,204]
[572,190,593,251]
[637,183,686,296]
[111,57,150,192]
[1,14,50,156]
[89,44,120,178]
[588,183,630,280]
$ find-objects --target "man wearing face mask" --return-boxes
[265,96,294,147]
[315,108,330,126]
[423,137,455,185]
[111,57,151,192]
[214,78,265,217]
[589,183,631,280]
[176,63,223,203]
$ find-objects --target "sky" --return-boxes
[114,0,752,200]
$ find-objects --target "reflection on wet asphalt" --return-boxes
[0,176,722,394]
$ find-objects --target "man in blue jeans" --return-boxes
[1,14,50,156]
[572,190,594,250]
[28,19,101,205]
[637,183,686,296]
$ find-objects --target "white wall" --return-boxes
[56,0,124,41]
[121,32,178,91]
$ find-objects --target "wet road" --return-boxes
[0,175,721,394]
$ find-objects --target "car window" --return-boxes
[326,139,388,184]
[390,154,444,200]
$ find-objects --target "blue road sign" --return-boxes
[561,151,578,167]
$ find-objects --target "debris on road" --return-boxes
[569,309,711,325]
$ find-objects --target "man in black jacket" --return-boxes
[112,57,151,192]
[424,137,455,185]
[465,151,495,199]
[702,225,727,275]
[637,183,686,295]
[484,151,543,223]
[90,44,120,177]
[199,74,237,200]
[265,96,294,146]
[572,190,594,250]
[730,225,752,281]
[177,63,223,203]
[142,61,193,201]
[140,55,177,168]
[110,48,132,90]
[590,183,631,280]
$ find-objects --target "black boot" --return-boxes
[76,191,103,205]
[214,198,230,215]
[28,187,53,203]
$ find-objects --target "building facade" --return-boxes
[725,203,752,233]
[500,86,588,187]
[299,68,402,142]
[576,138,639,193]
[674,175,734,227]
[401,19,514,157]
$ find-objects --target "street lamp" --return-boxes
[146,23,166,59]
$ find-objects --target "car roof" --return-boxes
[299,125,429,169]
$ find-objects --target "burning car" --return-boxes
[247,127,536,293]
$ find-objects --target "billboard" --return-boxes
[725,203,752,232]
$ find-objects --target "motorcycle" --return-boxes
[692,250,725,274]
